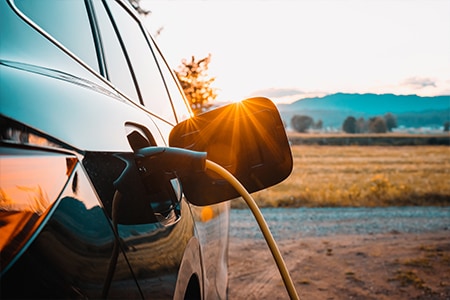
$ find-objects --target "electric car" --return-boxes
[0,0,292,299]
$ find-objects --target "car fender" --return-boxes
[173,237,204,300]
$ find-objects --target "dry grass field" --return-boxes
[287,132,450,146]
[234,145,450,208]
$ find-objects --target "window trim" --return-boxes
[101,0,144,106]
[7,0,178,127]
[7,0,124,101]
[85,0,107,77]
[149,35,194,120]
[106,0,182,124]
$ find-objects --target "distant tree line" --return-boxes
[290,115,323,133]
[290,113,399,133]
[342,113,397,133]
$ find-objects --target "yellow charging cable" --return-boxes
[205,160,300,300]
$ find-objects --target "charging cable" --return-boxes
[111,147,299,299]
[205,159,300,300]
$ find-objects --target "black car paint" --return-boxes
[0,0,229,298]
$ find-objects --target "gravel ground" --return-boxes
[230,206,450,240]
[228,207,450,299]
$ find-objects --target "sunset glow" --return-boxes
[144,0,450,104]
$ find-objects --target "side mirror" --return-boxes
[169,97,292,206]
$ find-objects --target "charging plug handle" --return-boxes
[135,147,207,176]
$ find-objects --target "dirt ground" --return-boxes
[228,231,450,299]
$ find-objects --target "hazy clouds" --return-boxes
[402,77,437,90]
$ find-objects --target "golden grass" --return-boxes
[234,145,450,208]
[389,270,426,289]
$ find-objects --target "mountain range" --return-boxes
[277,93,450,129]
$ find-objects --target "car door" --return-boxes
[97,3,231,298]
[87,1,199,298]
[2,0,197,298]
[1,0,149,298]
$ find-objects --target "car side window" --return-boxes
[91,1,139,101]
[150,38,192,122]
[106,1,177,124]
[14,0,100,73]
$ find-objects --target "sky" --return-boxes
[142,0,450,104]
